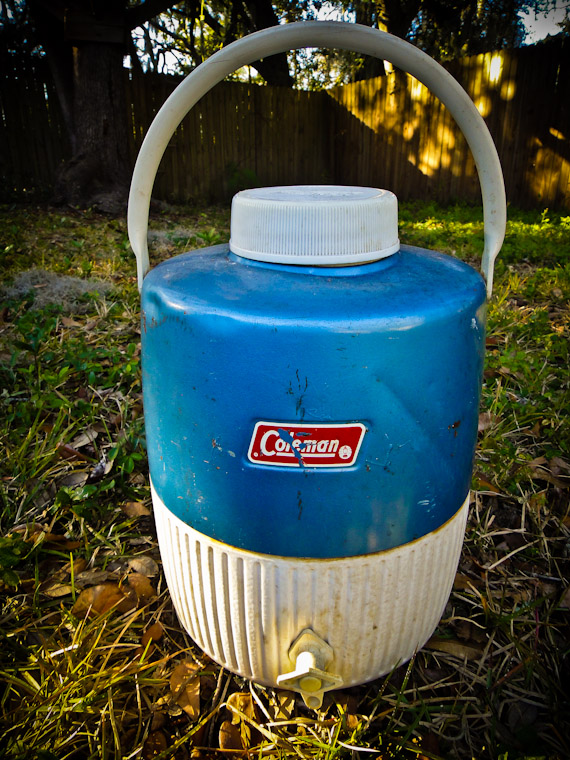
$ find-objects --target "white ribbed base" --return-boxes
[153,483,468,691]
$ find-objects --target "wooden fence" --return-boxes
[329,39,570,208]
[1,38,569,208]
[128,72,334,202]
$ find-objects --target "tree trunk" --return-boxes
[27,0,135,212]
[242,0,293,86]
[53,42,132,213]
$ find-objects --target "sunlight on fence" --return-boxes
[0,39,568,207]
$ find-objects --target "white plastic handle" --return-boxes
[128,21,506,295]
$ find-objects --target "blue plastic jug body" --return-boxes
[141,244,486,559]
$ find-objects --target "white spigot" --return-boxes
[276,629,343,709]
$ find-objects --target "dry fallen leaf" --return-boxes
[528,461,569,489]
[71,583,135,617]
[142,622,164,648]
[453,572,483,590]
[336,694,359,731]
[142,731,168,758]
[59,471,89,488]
[507,701,538,733]
[559,586,570,610]
[219,720,242,750]
[150,711,166,731]
[43,582,74,598]
[128,556,159,577]
[478,411,498,432]
[227,691,256,724]
[472,472,503,494]
[550,456,570,475]
[23,529,81,551]
[226,691,259,748]
[419,731,441,760]
[62,557,88,575]
[270,691,295,721]
[425,635,484,660]
[75,569,112,586]
[122,501,151,518]
[170,660,201,720]
[127,572,156,601]
[61,317,81,328]
[69,428,98,449]
[57,443,94,462]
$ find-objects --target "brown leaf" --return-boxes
[528,456,548,467]
[336,694,359,731]
[425,635,484,660]
[453,572,484,590]
[473,472,503,494]
[559,586,570,610]
[142,622,164,648]
[219,720,243,750]
[109,412,123,428]
[128,556,159,577]
[507,701,538,733]
[528,461,569,489]
[59,471,89,488]
[127,572,156,601]
[478,411,498,432]
[71,582,135,617]
[23,529,81,550]
[57,443,94,462]
[143,731,168,758]
[43,582,74,598]
[69,428,98,449]
[419,731,441,760]
[170,660,201,720]
[453,620,474,642]
[122,501,151,518]
[271,691,295,721]
[61,317,81,328]
[135,642,156,659]
[226,691,259,748]
[551,456,570,475]
[199,673,218,706]
[150,711,166,731]
[537,580,558,598]
[227,691,257,725]
[75,569,112,586]
[62,557,87,575]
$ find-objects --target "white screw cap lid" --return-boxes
[229,185,399,266]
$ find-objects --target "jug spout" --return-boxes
[276,629,343,709]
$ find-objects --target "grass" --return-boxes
[0,200,569,760]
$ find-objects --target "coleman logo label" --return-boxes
[248,422,366,468]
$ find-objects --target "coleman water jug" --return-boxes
[128,22,506,708]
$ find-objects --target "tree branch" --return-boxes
[127,0,180,31]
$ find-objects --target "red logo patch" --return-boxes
[248,422,366,468]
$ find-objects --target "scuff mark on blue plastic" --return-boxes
[278,427,307,467]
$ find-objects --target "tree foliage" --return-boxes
[132,0,567,87]
[132,0,292,84]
